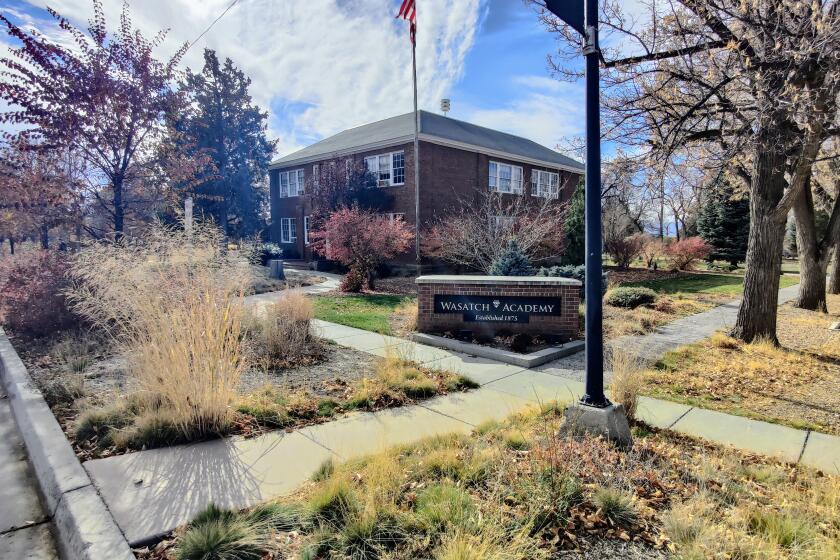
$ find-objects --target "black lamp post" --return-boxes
[544,0,609,408]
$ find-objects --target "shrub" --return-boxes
[0,250,76,338]
[604,233,645,269]
[537,264,608,299]
[489,239,532,276]
[604,287,657,308]
[664,237,712,270]
[247,292,321,368]
[248,242,282,266]
[67,222,252,443]
[311,207,413,292]
[639,235,665,269]
[340,267,366,292]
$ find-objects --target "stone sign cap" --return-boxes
[415,275,582,286]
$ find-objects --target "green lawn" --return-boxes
[312,295,415,334]
[623,273,800,296]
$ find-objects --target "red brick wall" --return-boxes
[269,140,582,266]
[417,279,580,340]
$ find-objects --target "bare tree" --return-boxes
[423,191,567,273]
[533,0,840,342]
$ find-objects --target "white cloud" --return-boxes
[462,76,584,152]
[19,0,482,157]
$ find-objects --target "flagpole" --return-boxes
[411,28,421,270]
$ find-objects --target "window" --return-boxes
[280,218,297,243]
[312,164,320,189]
[491,215,515,231]
[488,161,523,194]
[304,216,310,245]
[364,150,405,186]
[383,212,405,224]
[531,170,560,199]
[278,169,305,197]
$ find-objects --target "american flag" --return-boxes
[395,0,416,44]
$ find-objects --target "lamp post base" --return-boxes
[561,402,633,450]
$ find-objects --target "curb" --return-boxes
[0,330,134,560]
[412,332,585,368]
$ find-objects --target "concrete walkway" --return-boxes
[82,281,839,546]
[0,389,59,559]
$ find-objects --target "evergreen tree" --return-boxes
[562,180,585,265]
[490,239,532,276]
[174,49,276,238]
[697,182,750,266]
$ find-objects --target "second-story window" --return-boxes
[532,169,560,199]
[279,169,305,197]
[489,161,523,194]
[364,150,405,187]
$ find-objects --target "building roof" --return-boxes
[270,110,584,173]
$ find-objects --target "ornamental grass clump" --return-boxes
[67,222,252,445]
[246,291,322,368]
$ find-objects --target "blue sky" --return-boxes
[2,0,587,159]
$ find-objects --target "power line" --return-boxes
[184,0,241,54]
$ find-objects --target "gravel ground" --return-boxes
[558,539,671,559]
[239,344,378,397]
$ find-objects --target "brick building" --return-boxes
[268,110,584,270]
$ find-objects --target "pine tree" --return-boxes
[561,180,585,265]
[490,239,532,276]
[697,183,750,266]
[174,49,276,238]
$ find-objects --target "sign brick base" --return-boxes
[416,275,581,339]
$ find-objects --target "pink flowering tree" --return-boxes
[310,207,413,292]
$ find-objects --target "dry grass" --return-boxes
[604,295,711,339]
[67,222,252,442]
[644,292,840,434]
[608,349,644,423]
[160,404,839,560]
[345,346,477,410]
[246,291,323,369]
[389,300,418,337]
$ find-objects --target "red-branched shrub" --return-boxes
[311,207,414,292]
[664,237,712,270]
[604,233,645,269]
[0,250,77,338]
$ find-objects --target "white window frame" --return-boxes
[383,212,405,224]
[303,216,310,245]
[364,150,405,187]
[531,169,560,199]
[278,169,305,198]
[488,161,523,194]
[312,164,320,189]
[280,217,297,243]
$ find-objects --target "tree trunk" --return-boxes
[113,174,124,240]
[829,243,840,295]
[731,144,787,343]
[40,224,49,250]
[792,186,829,311]
[9,237,15,255]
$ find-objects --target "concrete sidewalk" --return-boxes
[0,389,59,559]
[84,313,840,546]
